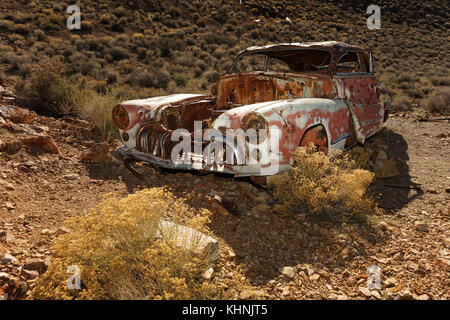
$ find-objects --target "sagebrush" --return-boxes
[270,144,381,223]
[32,188,217,300]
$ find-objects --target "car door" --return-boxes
[333,50,383,144]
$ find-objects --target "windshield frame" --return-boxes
[229,47,333,74]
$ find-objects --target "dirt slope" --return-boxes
[1,102,448,299]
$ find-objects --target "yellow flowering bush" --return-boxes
[270,144,381,223]
[32,188,216,300]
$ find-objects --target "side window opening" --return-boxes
[336,52,360,73]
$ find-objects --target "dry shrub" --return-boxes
[426,87,450,115]
[77,88,119,139]
[15,61,78,116]
[32,188,216,300]
[270,144,380,223]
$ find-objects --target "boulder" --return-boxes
[374,158,400,178]
[0,105,36,124]
[23,258,48,274]
[156,220,219,263]
[80,142,110,163]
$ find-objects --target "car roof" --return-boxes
[238,41,366,56]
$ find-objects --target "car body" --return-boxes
[112,41,390,182]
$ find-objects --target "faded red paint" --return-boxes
[113,42,390,178]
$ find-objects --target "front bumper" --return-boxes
[117,146,287,177]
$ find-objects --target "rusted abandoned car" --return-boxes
[112,41,390,183]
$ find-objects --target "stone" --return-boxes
[374,158,400,178]
[384,277,397,288]
[5,141,22,154]
[407,262,419,272]
[279,266,295,279]
[337,294,349,300]
[22,135,61,154]
[203,267,214,280]
[0,272,13,284]
[359,286,371,297]
[309,274,320,281]
[1,253,17,264]
[23,258,48,274]
[5,232,15,244]
[376,150,388,160]
[80,143,110,163]
[397,288,414,300]
[417,294,429,300]
[0,105,36,125]
[414,221,428,232]
[5,202,15,211]
[251,203,271,214]
[21,269,39,280]
[156,220,219,263]
[63,173,79,180]
[205,196,230,215]
[55,226,71,236]
[0,179,14,190]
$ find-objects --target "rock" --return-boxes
[205,195,231,215]
[238,289,265,300]
[63,173,79,180]
[203,267,214,280]
[0,179,14,190]
[384,277,397,288]
[55,226,71,236]
[309,274,320,281]
[0,105,36,124]
[397,288,414,300]
[23,135,60,154]
[337,294,349,300]
[376,150,388,160]
[21,269,39,280]
[4,141,22,154]
[374,158,400,178]
[1,253,17,264]
[407,262,419,272]
[279,266,295,279]
[371,291,382,299]
[251,203,271,214]
[5,202,15,211]
[0,272,13,284]
[0,230,16,244]
[359,286,371,297]
[414,221,428,232]
[80,143,110,163]
[23,258,48,274]
[417,294,429,300]
[281,286,291,296]
[156,220,219,263]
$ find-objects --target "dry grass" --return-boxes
[1,0,447,116]
[32,188,218,300]
[270,144,381,224]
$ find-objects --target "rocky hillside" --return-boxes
[0,0,448,117]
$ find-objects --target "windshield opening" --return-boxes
[231,49,331,74]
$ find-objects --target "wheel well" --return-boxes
[299,124,329,154]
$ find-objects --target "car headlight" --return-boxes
[112,105,130,130]
[241,113,268,143]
